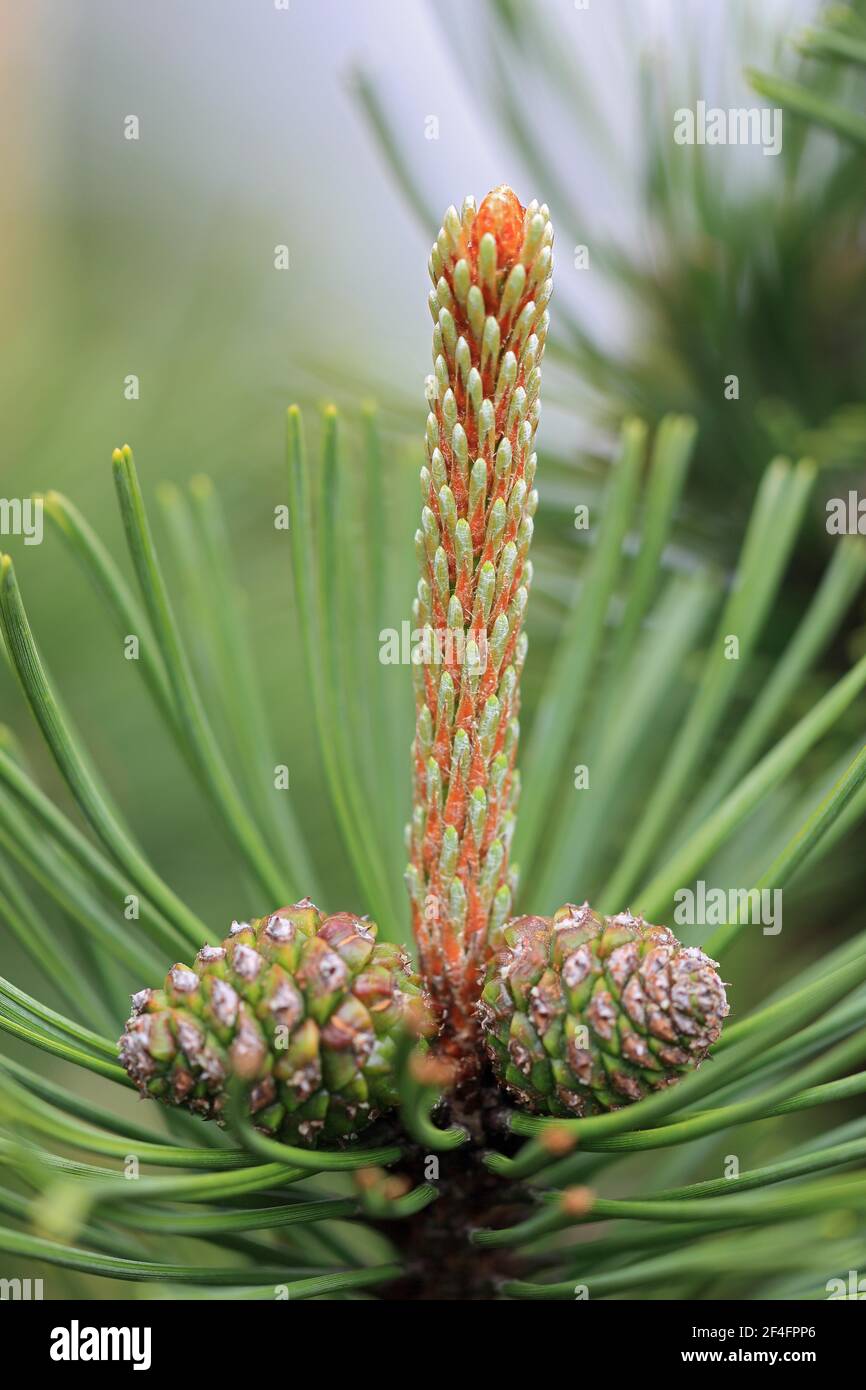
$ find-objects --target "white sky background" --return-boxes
[12,0,821,418]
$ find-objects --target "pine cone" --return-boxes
[119,901,433,1147]
[406,186,553,1062]
[478,903,729,1116]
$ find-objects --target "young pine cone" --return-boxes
[478,903,729,1117]
[119,901,433,1147]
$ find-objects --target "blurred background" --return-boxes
[4,0,864,931]
[2,0,866,1299]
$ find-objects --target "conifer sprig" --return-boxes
[2,157,866,1302]
[406,187,553,1064]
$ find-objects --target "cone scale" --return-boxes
[405,187,553,1066]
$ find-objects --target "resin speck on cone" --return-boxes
[405,188,553,1069]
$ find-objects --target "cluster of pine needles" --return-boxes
[0,399,865,1297]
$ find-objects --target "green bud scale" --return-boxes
[478,904,729,1116]
[408,186,553,1065]
[119,901,432,1147]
